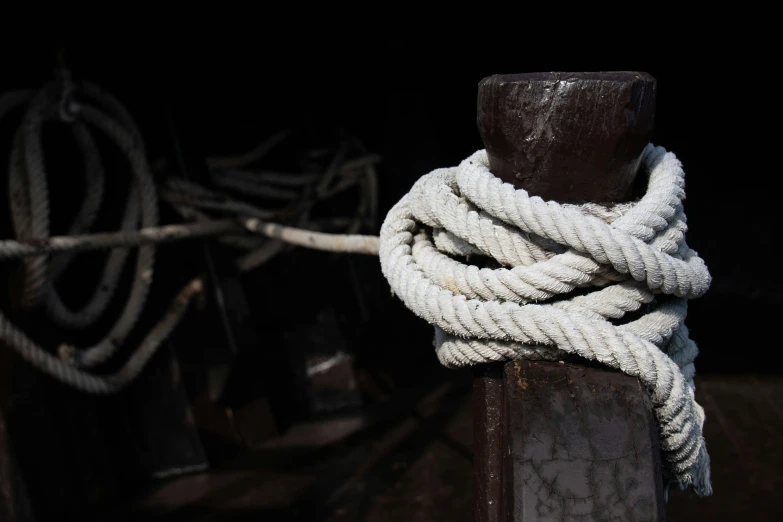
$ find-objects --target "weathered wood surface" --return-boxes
[477,72,656,203]
[473,364,510,521]
[507,361,664,520]
[474,71,664,522]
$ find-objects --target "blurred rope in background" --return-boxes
[0,71,380,393]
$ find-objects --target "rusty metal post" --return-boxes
[473,72,665,521]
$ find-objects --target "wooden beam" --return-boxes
[473,72,665,521]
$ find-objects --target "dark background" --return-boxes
[0,31,776,520]
[4,33,768,369]
[14,33,762,373]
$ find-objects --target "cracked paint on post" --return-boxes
[506,361,664,521]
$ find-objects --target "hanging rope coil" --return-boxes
[0,78,380,394]
[0,78,203,393]
[379,146,712,495]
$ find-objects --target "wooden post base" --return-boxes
[473,71,665,521]
[474,361,665,521]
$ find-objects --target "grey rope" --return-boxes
[0,88,380,394]
[163,134,381,271]
[0,278,203,394]
[0,79,185,393]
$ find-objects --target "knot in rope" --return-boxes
[379,146,712,495]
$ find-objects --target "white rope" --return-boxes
[0,80,712,497]
[379,147,712,496]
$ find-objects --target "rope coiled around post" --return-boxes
[0,78,712,495]
[379,146,712,495]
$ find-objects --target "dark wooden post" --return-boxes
[473,72,665,521]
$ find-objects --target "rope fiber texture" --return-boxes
[0,76,712,497]
[379,147,712,496]
[0,79,203,393]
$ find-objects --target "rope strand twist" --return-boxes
[0,78,202,393]
[379,146,712,495]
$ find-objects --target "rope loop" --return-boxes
[379,146,712,495]
[0,77,199,394]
